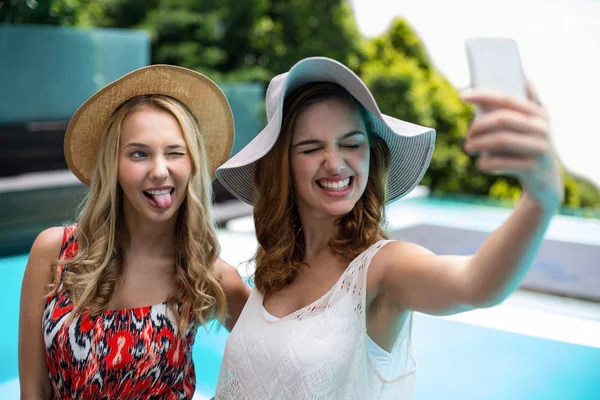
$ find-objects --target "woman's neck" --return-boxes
[298,211,337,259]
[121,212,177,260]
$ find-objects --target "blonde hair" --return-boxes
[253,83,391,298]
[48,95,226,334]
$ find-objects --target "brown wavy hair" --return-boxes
[47,95,226,335]
[253,83,391,297]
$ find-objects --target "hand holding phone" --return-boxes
[465,37,527,113]
[462,38,562,207]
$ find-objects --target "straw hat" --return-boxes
[216,57,436,205]
[64,64,234,186]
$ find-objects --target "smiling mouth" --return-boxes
[316,177,353,191]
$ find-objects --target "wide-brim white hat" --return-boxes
[216,57,435,205]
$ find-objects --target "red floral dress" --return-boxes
[42,226,198,399]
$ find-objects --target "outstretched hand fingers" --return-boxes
[464,131,550,157]
[476,153,540,175]
[462,88,546,119]
[466,109,549,139]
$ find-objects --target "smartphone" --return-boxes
[465,37,527,111]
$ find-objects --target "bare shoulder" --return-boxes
[32,226,65,253]
[214,257,251,330]
[21,226,65,312]
[214,257,250,295]
[367,240,435,291]
[379,240,434,259]
[214,257,239,284]
[372,240,434,268]
[26,226,65,282]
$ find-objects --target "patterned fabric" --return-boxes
[216,240,416,400]
[42,225,197,400]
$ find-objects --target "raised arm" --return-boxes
[19,227,64,399]
[375,86,563,316]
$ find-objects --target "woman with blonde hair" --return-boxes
[18,65,250,399]
[214,57,563,399]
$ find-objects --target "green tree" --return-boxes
[360,17,600,210]
[216,0,361,83]
[0,0,106,26]
[361,18,480,195]
[69,0,362,84]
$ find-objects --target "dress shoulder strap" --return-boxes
[346,239,394,277]
[56,225,78,277]
[361,239,394,267]
[338,239,395,298]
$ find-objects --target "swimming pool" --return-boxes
[3,194,600,399]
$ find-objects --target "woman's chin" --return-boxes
[319,202,356,218]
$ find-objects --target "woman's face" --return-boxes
[118,105,192,225]
[290,98,370,220]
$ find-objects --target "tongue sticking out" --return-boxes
[153,192,172,209]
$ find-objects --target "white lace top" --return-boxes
[215,240,417,399]
[261,305,393,372]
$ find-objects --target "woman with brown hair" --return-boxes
[18,65,250,399]
[214,57,562,399]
